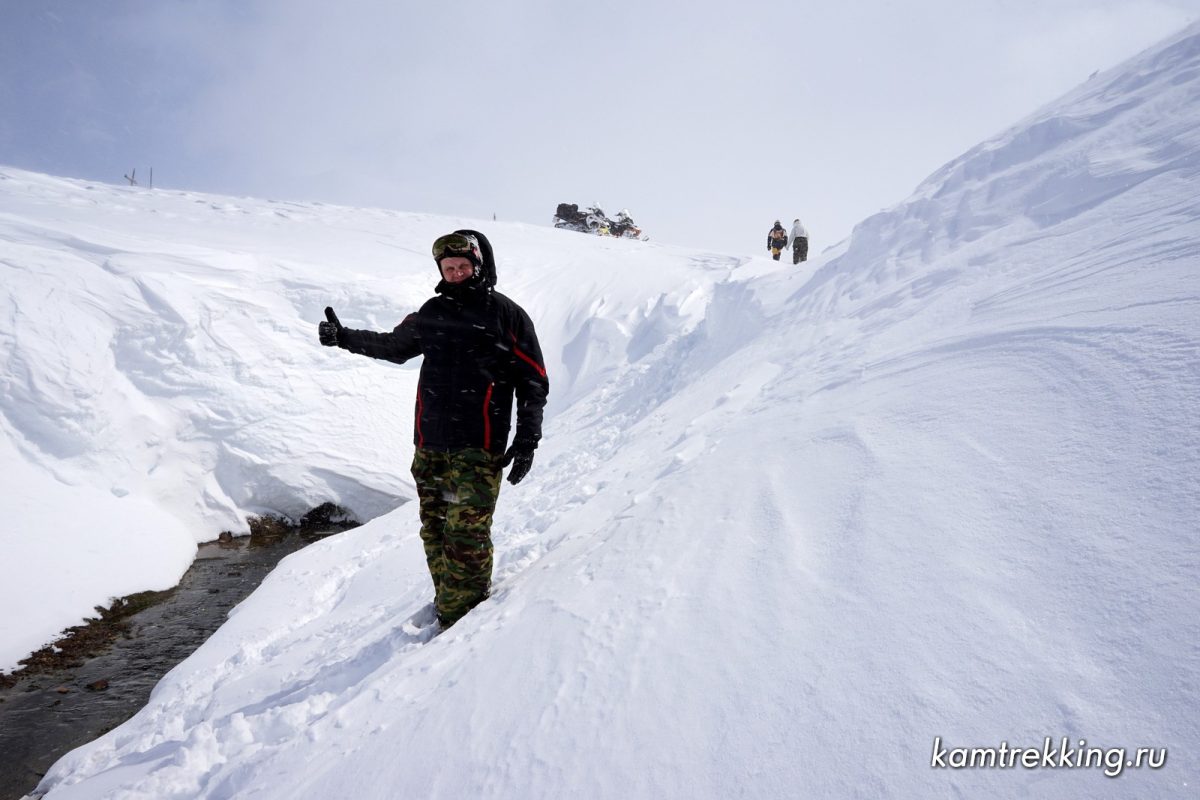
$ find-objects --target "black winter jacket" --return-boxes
[336,279,548,455]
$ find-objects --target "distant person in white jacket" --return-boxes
[790,219,809,264]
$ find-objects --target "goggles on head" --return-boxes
[432,232,483,265]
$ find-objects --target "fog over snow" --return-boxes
[3,20,1199,800]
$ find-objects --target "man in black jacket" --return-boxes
[319,230,549,628]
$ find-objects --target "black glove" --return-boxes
[319,307,343,347]
[500,442,536,485]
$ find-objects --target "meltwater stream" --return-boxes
[0,526,356,800]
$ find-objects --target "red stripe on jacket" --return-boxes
[510,332,547,378]
[482,382,494,450]
[415,381,424,448]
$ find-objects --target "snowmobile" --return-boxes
[608,209,645,240]
[553,203,648,240]
[553,203,607,234]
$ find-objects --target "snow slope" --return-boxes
[0,171,741,670]
[12,20,1200,800]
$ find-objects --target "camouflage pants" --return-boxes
[411,448,503,628]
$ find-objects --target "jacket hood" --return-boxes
[437,229,497,288]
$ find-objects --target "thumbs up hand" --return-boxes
[319,307,343,347]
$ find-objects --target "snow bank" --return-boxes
[0,172,748,670]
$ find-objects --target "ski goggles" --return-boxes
[432,232,482,264]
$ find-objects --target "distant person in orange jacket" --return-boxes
[766,220,788,261]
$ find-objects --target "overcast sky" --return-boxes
[3,1,1199,255]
